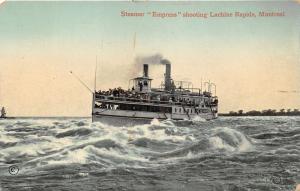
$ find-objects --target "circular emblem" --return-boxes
[271,176,282,185]
[8,165,19,175]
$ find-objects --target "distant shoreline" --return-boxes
[219,114,300,117]
[1,116,91,119]
[219,109,300,117]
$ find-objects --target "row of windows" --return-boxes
[95,103,172,113]
[95,102,209,114]
[174,107,192,114]
[173,107,209,114]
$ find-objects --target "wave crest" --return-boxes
[210,127,253,152]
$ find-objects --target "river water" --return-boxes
[0,116,299,190]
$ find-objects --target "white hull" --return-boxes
[92,108,216,126]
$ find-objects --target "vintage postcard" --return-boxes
[0,0,299,190]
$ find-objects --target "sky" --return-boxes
[0,1,299,116]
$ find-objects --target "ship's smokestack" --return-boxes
[164,63,171,91]
[143,64,149,77]
[165,63,171,80]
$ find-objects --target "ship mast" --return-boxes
[1,107,6,118]
[94,56,98,92]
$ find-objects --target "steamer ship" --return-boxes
[92,61,218,125]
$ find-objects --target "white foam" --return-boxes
[93,119,187,144]
[210,127,253,152]
[0,118,197,168]
[89,145,148,162]
[192,115,206,122]
[209,136,235,152]
[150,118,161,126]
[0,133,19,143]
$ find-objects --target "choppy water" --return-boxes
[0,117,299,191]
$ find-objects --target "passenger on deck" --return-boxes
[138,81,143,91]
[172,96,176,102]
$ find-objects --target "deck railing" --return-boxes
[95,95,179,105]
[95,94,217,107]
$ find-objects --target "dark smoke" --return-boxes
[160,59,171,65]
[132,54,171,76]
[134,54,171,66]
[135,54,162,65]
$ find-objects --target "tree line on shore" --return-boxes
[220,109,300,116]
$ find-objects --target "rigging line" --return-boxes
[96,39,103,92]
[133,32,136,50]
[69,71,93,94]
[94,56,98,92]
